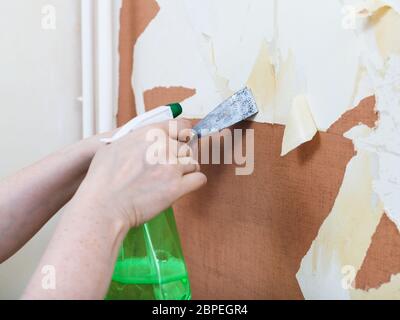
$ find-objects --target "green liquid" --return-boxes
[106,256,191,300]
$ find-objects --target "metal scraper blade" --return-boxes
[193,87,259,138]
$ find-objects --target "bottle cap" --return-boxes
[168,103,183,118]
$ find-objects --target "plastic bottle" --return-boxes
[106,207,191,300]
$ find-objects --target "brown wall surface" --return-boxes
[118,0,400,299]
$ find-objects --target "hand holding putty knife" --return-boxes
[104,87,259,300]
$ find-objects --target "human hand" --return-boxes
[75,119,207,228]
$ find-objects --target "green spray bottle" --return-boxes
[103,104,191,300]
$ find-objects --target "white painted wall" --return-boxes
[0,0,82,299]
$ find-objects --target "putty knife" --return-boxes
[193,87,259,138]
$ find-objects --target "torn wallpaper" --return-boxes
[128,0,400,299]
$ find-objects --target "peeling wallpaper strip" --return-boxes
[357,58,400,234]
[132,0,222,118]
[281,95,317,156]
[277,0,361,131]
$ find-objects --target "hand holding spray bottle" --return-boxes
[104,103,191,300]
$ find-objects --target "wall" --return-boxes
[119,0,400,299]
[0,0,82,299]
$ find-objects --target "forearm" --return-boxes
[21,119,206,300]
[22,192,128,300]
[0,137,103,262]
